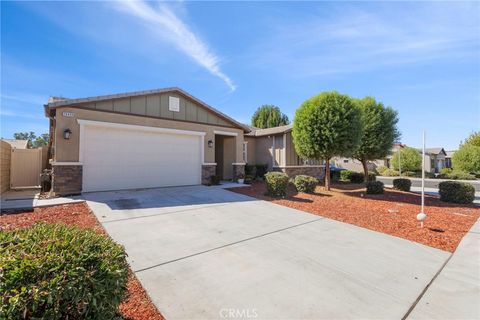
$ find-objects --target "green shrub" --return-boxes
[367,172,377,181]
[439,181,475,204]
[366,181,384,194]
[349,172,365,183]
[440,167,453,175]
[265,172,289,197]
[245,164,256,177]
[210,175,221,185]
[255,164,268,179]
[293,175,318,193]
[393,178,411,191]
[0,223,128,320]
[402,171,418,177]
[340,170,352,181]
[381,168,399,176]
[244,175,254,185]
[330,169,341,182]
[446,171,476,180]
[376,165,388,175]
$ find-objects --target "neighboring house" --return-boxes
[44,88,327,195]
[245,124,325,178]
[2,139,29,149]
[421,148,447,173]
[333,143,405,173]
[445,150,455,169]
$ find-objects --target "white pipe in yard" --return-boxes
[417,131,427,228]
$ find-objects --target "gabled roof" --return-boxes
[424,147,447,156]
[445,150,456,158]
[44,87,251,132]
[2,139,29,149]
[246,124,293,137]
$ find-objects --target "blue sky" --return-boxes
[1,1,479,150]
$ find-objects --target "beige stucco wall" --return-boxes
[53,107,244,164]
[0,140,11,193]
[254,135,273,169]
[244,137,256,164]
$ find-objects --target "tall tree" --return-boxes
[13,131,36,148]
[352,97,400,181]
[292,91,362,190]
[251,105,290,129]
[453,131,480,173]
[33,134,50,148]
[391,147,422,172]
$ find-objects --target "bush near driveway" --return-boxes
[264,172,289,197]
[439,181,475,204]
[293,175,318,193]
[393,178,412,192]
[380,168,399,177]
[366,181,384,194]
[0,223,129,320]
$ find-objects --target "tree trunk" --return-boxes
[362,159,369,182]
[325,158,331,191]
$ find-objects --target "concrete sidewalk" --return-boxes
[408,218,480,320]
[0,189,84,212]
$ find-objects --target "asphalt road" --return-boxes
[377,176,480,192]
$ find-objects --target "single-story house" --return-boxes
[422,147,447,173]
[445,150,455,169]
[45,87,324,195]
[245,124,325,178]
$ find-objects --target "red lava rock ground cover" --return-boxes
[0,202,164,320]
[229,181,480,252]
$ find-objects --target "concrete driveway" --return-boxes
[85,185,450,319]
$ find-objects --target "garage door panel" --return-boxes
[82,125,202,192]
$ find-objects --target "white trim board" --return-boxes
[213,130,238,136]
[51,162,83,166]
[77,119,206,137]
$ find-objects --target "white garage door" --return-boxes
[80,121,203,192]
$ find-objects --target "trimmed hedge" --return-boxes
[210,175,221,185]
[393,178,412,192]
[0,223,129,319]
[255,164,268,179]
[438,171,476,180]
[366,181,384,194]
[244,175,254,185]
[439,181,475,204]
[293,175,318,193]
[265,172,289,197]
[381,168,399,177]
[349,172,365,183]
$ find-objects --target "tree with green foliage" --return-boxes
[13,132,49,148]
[462,131,480,147]
[352,97,400,181]
[251,104,289,129]
[292,91,362,190]
[453,132,480,174]
[391,147,421,172]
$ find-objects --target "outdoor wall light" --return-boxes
[63,128,72,140]
[208,140,214,148]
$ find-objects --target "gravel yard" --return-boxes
[0,203,164,320]
[229,181,480,252]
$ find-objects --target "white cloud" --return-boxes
[114,1,236,91]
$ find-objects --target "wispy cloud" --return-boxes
[248,3,480,77]
[113,1,236,91]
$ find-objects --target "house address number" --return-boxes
[62,111,75,118]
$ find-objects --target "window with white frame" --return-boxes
[242,142,248,163]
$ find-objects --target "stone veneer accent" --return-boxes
[201,164,216,185]
[232,164,246,182]
[52,165,83,195]
[274,166,325,179]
